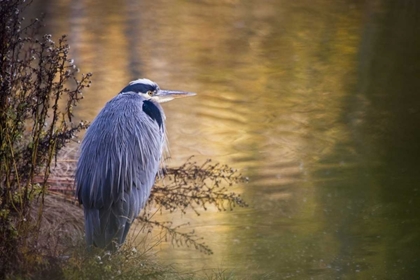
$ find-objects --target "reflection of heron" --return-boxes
[75,79,195,250]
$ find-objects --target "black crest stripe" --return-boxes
[120,83,156,94]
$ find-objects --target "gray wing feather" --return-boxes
[75,93,165,249]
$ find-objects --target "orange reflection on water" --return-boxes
[29,0,388,277]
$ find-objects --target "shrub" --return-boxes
[0,0,91,277]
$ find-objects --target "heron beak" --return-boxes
[154,90,196,103]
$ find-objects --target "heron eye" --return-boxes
[147,91,153,96]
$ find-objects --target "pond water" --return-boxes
[29,0,420,278]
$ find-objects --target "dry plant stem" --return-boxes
[133,158,249,256]
[151,158,248,215]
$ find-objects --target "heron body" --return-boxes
[75,79,195,250]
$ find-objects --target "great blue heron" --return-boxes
[75,78,195,250]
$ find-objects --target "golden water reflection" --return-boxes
[29,0,420,278]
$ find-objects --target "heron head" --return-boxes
[120,78,196,103]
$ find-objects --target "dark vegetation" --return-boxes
[0,0,91,277]
[0,1,248,279]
